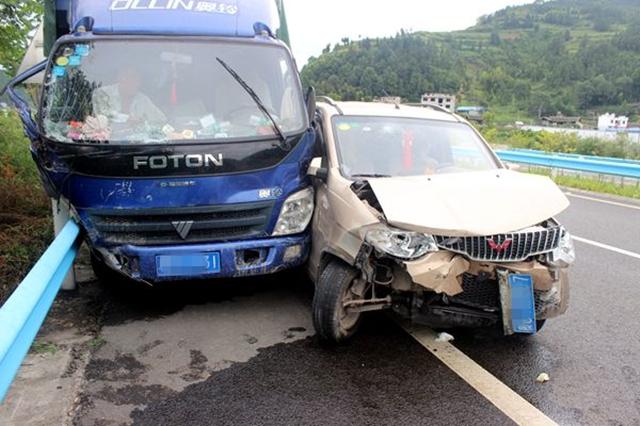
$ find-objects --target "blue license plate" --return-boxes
[509,274,537,334]
[156,253,221,278]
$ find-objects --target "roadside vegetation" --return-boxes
[0,111,52,306]
[481,127,640,160]
[302,0,640,122]
[529,167,640,200]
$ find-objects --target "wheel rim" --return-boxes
[338,279,361,332]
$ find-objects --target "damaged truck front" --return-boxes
[308,101,575,342]
[4,0,316,284]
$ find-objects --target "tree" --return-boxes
[0,0,43,75]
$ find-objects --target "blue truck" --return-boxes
[5,0,317,284]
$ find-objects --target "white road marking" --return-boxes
[565,192,640,211]
[400,322,557,426]
[573,236,640,260]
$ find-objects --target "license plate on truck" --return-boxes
[156,253,221,278]
[508,274,537,334]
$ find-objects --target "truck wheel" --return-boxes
[90,252,121,284]
[312,259,362,343]
[536,320,546,332]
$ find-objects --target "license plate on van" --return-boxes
[508,274,537,334]
[156,253,221,278]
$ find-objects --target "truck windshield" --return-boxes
[41,39,306,144]
[332,116,498,178]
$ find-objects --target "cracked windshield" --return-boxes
[333,116,498,178]
[41,40,305,144]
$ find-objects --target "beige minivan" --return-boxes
[307,100,575,342]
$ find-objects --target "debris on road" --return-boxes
[536,373,550,383]
[435,332,455,342]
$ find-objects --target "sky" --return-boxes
[286,0,535,66]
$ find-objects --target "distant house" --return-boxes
[597,113,629,131]
[421,93,456,112]
[541,113,583,128]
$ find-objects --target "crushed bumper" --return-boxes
[96,235,310,283]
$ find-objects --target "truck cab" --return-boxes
[6,0,316,284]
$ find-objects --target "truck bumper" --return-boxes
[97,235,310,283]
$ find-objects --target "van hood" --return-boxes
[366,170,569,236]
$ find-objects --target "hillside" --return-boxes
[301,0,640,121]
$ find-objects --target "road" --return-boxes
[1,189,639,426]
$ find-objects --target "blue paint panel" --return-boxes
[509,274,537,335]
[0,221,81,401]
[156,252,221,277]
[70,0,281,37]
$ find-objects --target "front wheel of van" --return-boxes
[312,259,362,343]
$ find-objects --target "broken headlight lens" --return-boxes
[272,187,315,236]
[548,230,575,267]
[365,227,438,260]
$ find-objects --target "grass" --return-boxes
[31,341,59,355]
[0,111,52,306]
[528,168,640,200]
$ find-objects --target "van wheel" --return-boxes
[312,259,362,343]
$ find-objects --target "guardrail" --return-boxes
[504,149,640,166]
[495,149,640,179]
[0,220,81,402]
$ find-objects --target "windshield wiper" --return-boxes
[215,57,290,150]
[350,173,392,179]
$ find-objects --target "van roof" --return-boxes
[318,101,460,122]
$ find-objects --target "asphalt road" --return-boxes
[2,189,640,426]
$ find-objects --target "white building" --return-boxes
[421,93,456,112]
[598,113,629,131]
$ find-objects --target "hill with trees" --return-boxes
[301,0,640,121]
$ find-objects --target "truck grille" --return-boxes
[434,226,563,262]
[88,201,275,246]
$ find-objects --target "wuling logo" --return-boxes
[110,0,239,15]
[487,238,513,253]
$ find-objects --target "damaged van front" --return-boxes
[308,101,574,342]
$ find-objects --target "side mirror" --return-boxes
[307,156,328,182]
[1,60,47,141]
[305,86,316,125]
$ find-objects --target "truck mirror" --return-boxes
[307,156,328,182]
[1,60,47,141]
[305,86,317,124]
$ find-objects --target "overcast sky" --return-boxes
[286,0,535,66]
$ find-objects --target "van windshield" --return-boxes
[332,116,498,178]
[41,39,306,144]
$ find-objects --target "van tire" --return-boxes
[312,258,362,343]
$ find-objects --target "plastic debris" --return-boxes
[435,332,455,342]
[536,373,550,383]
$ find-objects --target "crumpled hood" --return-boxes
[367,170,570,236]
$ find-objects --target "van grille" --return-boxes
[434,227,563,262]
[88,201,275,246]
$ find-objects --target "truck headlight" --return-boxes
[272,187,314,236]
[365,226,438,260]
[548,230,575,267]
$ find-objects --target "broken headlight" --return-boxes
[548,230,575,267]
[272,187,315,236]
[365,226,438,260]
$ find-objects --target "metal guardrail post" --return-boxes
[0,220,81,402]
[52,198,77,291]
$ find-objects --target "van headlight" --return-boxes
[365,226,438,260]
[272,187,314,236]
[548,230,575,267]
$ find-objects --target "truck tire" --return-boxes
[312,258,362,343]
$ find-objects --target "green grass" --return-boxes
[528,168,640,200]
[32,341,59,355]
[0,111,52,306]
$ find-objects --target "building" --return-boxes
[373,96,402,105]
[541,113,583,128]
[597,113,629,131]
[421,93,456,112]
